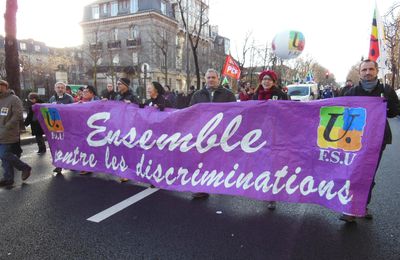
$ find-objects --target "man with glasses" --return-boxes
[49,82,73,175]
[115,78,139,104]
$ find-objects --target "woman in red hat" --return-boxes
[254,70,289,210]
[254,70,289,101]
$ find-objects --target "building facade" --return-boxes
[81,0,229,95]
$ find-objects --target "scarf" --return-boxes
[257,85,273,100]
[361,79,378,92]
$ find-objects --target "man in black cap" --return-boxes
[115,78,139,104]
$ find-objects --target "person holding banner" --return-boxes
[341,59,399,223]
[189,69,236,106]
[145,81,172,110]
[253,70,289,210]
[114,78,139,105]
[113,78,139,182]
[189,68,236,198]
[253,70,289,101]
[49,82,74,175]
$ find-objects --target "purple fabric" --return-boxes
[33,97,386,216]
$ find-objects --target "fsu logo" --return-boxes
[41,108,64,132]
[317,106,366,151]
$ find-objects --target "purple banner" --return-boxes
[33,97,386,216]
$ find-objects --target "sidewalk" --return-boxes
[20,127,39,146]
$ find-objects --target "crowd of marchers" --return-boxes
[0,60,398,224]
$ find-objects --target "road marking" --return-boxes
[87,187,160,223]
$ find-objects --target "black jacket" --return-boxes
[24,99,44,136]
[101,89,118,100]
[145,94,172,109]
[189,86,236,106]
[345,81,399,145]
[115,89,139,104]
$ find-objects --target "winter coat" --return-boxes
[253,85,289,100]
[115,89,139,104]
[24,99,45,136]
[189,86,236,106]
[345,81,399,145]
[49,93,74,104]
[101,89,118,100]
[0,90,23,144]
[145,94,172,109]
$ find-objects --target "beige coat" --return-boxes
[0,90,23,144]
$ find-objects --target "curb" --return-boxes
[20,136,47,146]
[20,136,38,146]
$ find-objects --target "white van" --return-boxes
[287,84,319,101]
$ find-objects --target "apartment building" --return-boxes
[81,0,229,93]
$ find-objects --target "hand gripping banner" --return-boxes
[34,97,386,216]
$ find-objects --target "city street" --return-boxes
[0,118,399,260]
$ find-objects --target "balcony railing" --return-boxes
[89,42,103,51]
[126,38,141,47]
[107,40,122,49]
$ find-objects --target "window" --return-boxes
[132,52,138,64]
[102,3,108,14]
[113,54,119,65]
[92,5,100,19]
[20,42,27,50]
[130,0,138,13]
[161,1,167,15]
[129,26,139,39]
[111,1,118,16]
[34,45,41,52]
[112,28,118,41]
[119,0,129,10]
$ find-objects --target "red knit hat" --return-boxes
[259,70,278,82]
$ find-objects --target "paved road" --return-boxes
[1,118,399,260]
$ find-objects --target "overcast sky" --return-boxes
[0,0,397,82]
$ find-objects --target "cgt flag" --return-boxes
[369,4,389,78]
[221,55,241,80]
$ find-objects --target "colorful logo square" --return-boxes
[41,108,64,132]
[317,106,366,151]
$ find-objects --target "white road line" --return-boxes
[87,187,160,223]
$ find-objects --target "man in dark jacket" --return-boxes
[340,59,399,223]
[48,82,73,175]
[189,69,236,106]
[101,83,118,100]
[115,78,139,104]
[189,68,236,198]
[339,79,354,96]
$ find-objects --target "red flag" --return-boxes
[221,55,241,80]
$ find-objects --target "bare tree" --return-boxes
[0,52,7,79]
[146,22,174,87]
[384,3,400,87]
[176,0,209,89]
[83,27,104,88]
[235,31,253,73]
[4,0,20,96]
